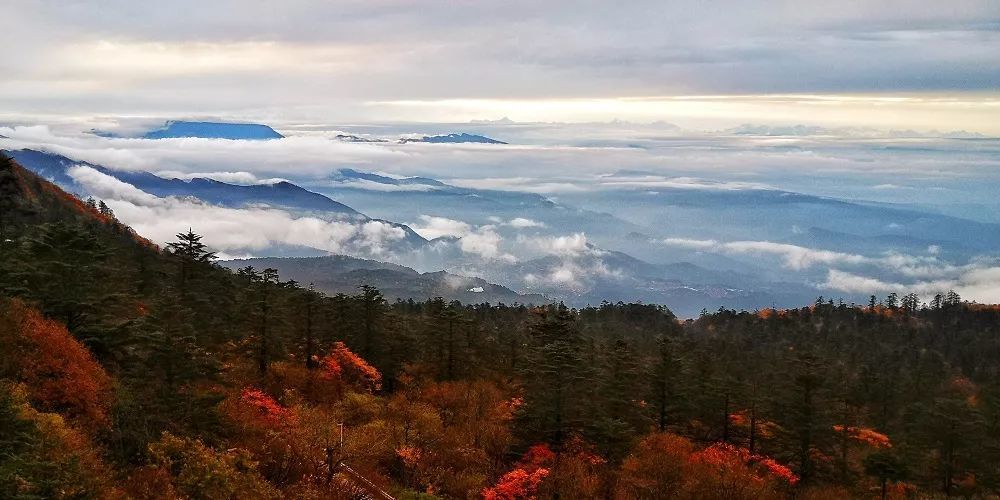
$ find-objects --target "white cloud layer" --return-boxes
[67,166,407,257]
[522,233,594,258]
[662,236,1000,302]
[408,215,515,262]
[821,267,1000,304]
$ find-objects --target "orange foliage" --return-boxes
[485,438,606,498]
[396,445,423,466]
[755,456,800,485]
[616,433,796,499]
[385,377,517,497]
[690,443,799,486]
[728,410,778,440]
[221,387,295,432]
[123,466,180,499]
[757,308,784,320]
[0,299,113,431]
[520,444,557,471]
[518,439,604,470]
[865,304,902,319]
[482,467,550,500]
[320,341,382,393]
[949,375,977,396]
[966,303,1000,312]
[3,382,119,497]
[617,433,694,498]
[503,396,524,415]
[886,481,918,498]
[564,436,607,466]
[39,180,114,224]
[833,425,892,449]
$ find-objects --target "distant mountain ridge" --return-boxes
[332,168,446,188]
[143,121,284,140]
[399,133,506,144]
[5,149,357,214]
[221,255,547,305]
[4,148,429,252]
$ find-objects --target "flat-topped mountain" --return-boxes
[142,120,284,140]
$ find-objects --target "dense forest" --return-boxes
[2,152,1000,499]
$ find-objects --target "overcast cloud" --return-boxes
[1,1,998,132]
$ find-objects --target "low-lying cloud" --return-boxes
[662,236,1000,303]
[68,165,407,258]
[662,238,869,270]
[822,266,1000,304]
[408,215,515,262]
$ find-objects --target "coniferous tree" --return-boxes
[303,285,319,370]
[594,336,645,459]
[650,334,682,432]
[357,284,385,363]
[166,229,216,294]
[780,352,831,484]
[20,222,111,334]
[253,268,281,377]
[0,154,23,242]
[864,451,907,500]
[518,305,593,449]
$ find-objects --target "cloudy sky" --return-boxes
[3,0,999,132]
[3,1,1000,307]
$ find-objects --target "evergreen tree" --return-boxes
[779,352,831,484]
[864,451,906,500]
[650,334,682,432]
[0,154,24,291]
[97,200,114,220]
[518,305,593,448]
[20,222,111,333]
[357,284,385,363]
[166,229,216,294]
[594,336,645,459]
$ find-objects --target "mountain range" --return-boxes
[10,132,998,317]
[220,255,546,305]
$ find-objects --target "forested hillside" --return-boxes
[2,151,1000,499]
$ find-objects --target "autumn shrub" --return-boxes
[143,432,279,499]
[613,433,798,500]
[0,382,118,499]
[483,467,550,500]
[320,341,382,393]
[616,433,694,499]
[0,298,113,431]
[483,438,606,499]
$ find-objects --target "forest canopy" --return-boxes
[2,153,999,499]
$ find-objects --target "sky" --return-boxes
[3,1,1000,306]
[2,0,999,132]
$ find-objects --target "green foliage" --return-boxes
[3,157,1000,497]
[145,432,278,499]
[0,383,114,499]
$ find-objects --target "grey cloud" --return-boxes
[2,0,998,117]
